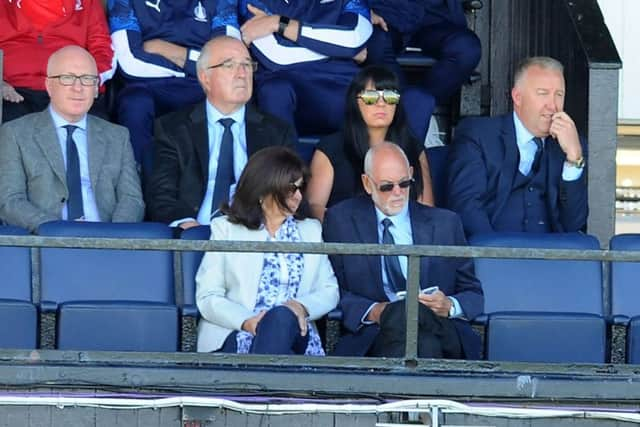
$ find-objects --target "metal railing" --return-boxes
[3,233,640,400]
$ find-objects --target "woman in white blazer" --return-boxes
[196,146,339,355]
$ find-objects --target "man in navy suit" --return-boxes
[446,56,588,237]
[324,143,484,359]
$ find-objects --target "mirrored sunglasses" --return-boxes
[357,89,401,105]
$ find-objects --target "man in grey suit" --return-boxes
[0,45,144,232]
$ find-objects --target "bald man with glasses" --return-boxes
[147,36,295,232]
[323,142,484,359]
[0,45,144,232]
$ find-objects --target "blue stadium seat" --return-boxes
[425,145,449,207]
[610,234,640,363]
[470,232,605,363]
[486,312,607,363]
[37,221,178,352]
[0,225,37,349]
[180,225,211,318]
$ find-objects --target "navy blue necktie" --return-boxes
[63,125,84,220]
[211,118,235,215]
[382,218,406,292]
[531,137,544,174]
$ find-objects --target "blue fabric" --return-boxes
[117,78,206,162]
[108,0,238,78]
[492,154,551,233]
[236,216,324,355]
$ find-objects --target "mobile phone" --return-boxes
[420,286,439,295]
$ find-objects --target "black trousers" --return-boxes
[368,300,463,359]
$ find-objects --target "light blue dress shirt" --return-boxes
[49,107,100,222]
[512,112,582,181]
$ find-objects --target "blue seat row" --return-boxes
[2,221,640,365]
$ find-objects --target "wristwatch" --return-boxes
[277,15,290,36]
[565,156,585,169]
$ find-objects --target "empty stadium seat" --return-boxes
[37,221,178,352]
[470,232,605,363]
[610,234,640,363]
[0,225,37,349]
[180,225,211,318]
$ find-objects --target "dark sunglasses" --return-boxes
[357,89,401,105]
[368,176,414,192]
[288,181,305,194]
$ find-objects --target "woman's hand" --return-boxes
[283,299,309,336]
[241,310,266,335]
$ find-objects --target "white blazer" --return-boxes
[196,216,339,352]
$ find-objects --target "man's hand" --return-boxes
[353,47,368,64]
[283,299,309,336]
[371,10,388,31]
[179,220,201,230]
[241,310,266,335]
[2,81,24,103]
[366,301,389,324]
[241,4,279,45]
[143,39,187,68]
[418,290,451,318]
[550,111,582,162]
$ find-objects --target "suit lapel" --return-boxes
[409,202,434,289]
[352,198,386,299]
[245,104,265,156]
[494,115,519,222]
[86,116,106,192]
[33,110,66,186]
[189,104,210,184]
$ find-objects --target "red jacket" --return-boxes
[0,0,114,90]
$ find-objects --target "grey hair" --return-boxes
[513,56,564,87]
[363,142,410,176]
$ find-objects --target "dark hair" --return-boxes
[343,65,424,198]
[222,146,310,229]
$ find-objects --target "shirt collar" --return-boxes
[513,111,544,149]
[49,105,87,131]
[374,201,410,227]
[206,101,245,126]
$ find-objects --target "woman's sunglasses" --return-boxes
[357,89,401,105]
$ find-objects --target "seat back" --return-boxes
[470,232,603,316]
[0,225,37,349]
[610,234,640,319]
[180,225,211,316]
[38,221,174,305]
[38,221,178,351]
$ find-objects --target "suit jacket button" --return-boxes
[528,187,534,192]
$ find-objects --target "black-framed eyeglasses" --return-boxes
[48,74,99,86]
[207,60,258,73]
[367,176,414,192]
[357,89,401,105]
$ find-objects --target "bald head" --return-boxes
[45,45,98,123]
[362,142,413,216]
[196,36,253,114]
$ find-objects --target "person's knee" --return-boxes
[259,305,299,332]
[442,29,481,71]
[256,78,296,108]
[402,87,436,141]
[117,84,156,124]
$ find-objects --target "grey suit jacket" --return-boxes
[0,110,144,232]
